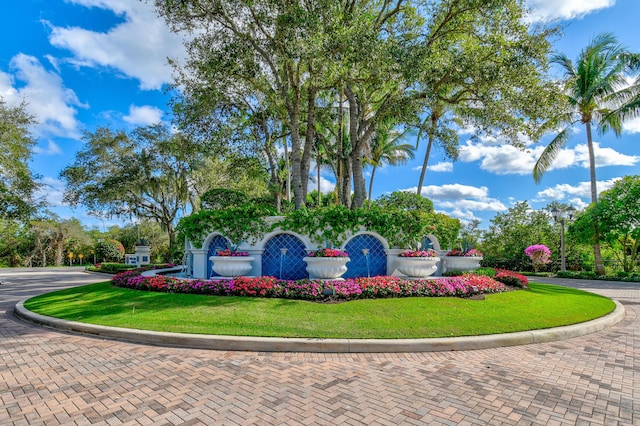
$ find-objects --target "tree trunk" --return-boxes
[54,232,64,266]
[368,164,378,202]
[417,114,438,195]
[585,122,606,275]
[301,87,317,204]
[345,87,368,208]
[351,145,367,208]
[289,112,304,209]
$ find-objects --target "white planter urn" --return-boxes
[443,256,483,273]
[210,256,255,277]
[395,257,440,278]
[303,257,350,280]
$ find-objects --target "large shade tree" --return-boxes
[570,175,640,272]
[155,0,560,209]
[0,100,41,220]
[533,33,640,275]
[60,124,208,255]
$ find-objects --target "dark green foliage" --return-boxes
[95,240,125,263]
[0,101,41,220]
[374,191,434,212]
[200,188,249,210]
[556,270,640,282]
[99,263,137,274]
[475,268,497,278]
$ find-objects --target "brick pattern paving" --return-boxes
[0,269,637,425]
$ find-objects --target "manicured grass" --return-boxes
[23,281,616,339]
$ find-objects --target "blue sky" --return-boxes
[2,0,640,230]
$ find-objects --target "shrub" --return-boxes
[96,240,125,263]
[495,269,528,288]
[524,244,551,273]
[99,263,137,274]
[460,274,505,293]
[475,267,497,277]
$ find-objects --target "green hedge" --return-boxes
[556,270,640,282]
[98,263,138,274]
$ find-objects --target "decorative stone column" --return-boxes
[190,249,208,279]
[134,245,151,265]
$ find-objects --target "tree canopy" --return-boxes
[155,0,560,209]
[0,100,40,220]
[570,176,640,272]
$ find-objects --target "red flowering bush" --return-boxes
[494,269,528,288]
[460,274,505,293]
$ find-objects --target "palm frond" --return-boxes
[533,127,571,184]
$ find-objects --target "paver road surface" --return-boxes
[0,268,638,425]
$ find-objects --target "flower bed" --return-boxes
[494,269,528,288]
[112,268,513,302]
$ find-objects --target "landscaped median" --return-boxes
[17,266,623,353]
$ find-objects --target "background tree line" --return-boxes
[2,1,640,273]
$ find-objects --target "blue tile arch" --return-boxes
[343,234,387,278]
[262,233,308,280]
[207,234,231,278]
[423,236,434,250]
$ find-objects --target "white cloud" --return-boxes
[429,162,453,172]
[308,174,335,194]
[623,116,640,134]
[35,176,67,207]
[399,183,507,223]
[419,183,489,200]
[575,142,640,167]
[47,0,186,90]
[459,139,639,176]
[33,140,63,155]
[535,177,621,201]
[0,54,85,138]
[123,105,163,126]
[526,0,615,22]
[458,141,540,175]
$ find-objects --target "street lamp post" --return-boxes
[551,206,576,272]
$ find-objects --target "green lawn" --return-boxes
[23,281,616,339]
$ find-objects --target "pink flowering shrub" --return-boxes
[112,268,527,301]
[524,244,551,272]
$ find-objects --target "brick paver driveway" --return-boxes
[1,268,638,425]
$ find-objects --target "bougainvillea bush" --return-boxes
[112,269,514,302]
[524,244,551,272]
[494,269,529,288]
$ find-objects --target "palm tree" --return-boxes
[533,33,640,275]
[366,124,415,202]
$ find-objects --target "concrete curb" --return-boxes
[14,300,625,353]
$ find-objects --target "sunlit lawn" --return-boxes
[24,281,615,339]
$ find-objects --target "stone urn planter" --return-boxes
[303,256,350,280]
[443,256,483,273]
[395,256,440,278]
[210,256,255,277]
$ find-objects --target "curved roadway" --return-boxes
[1,268,638,425]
